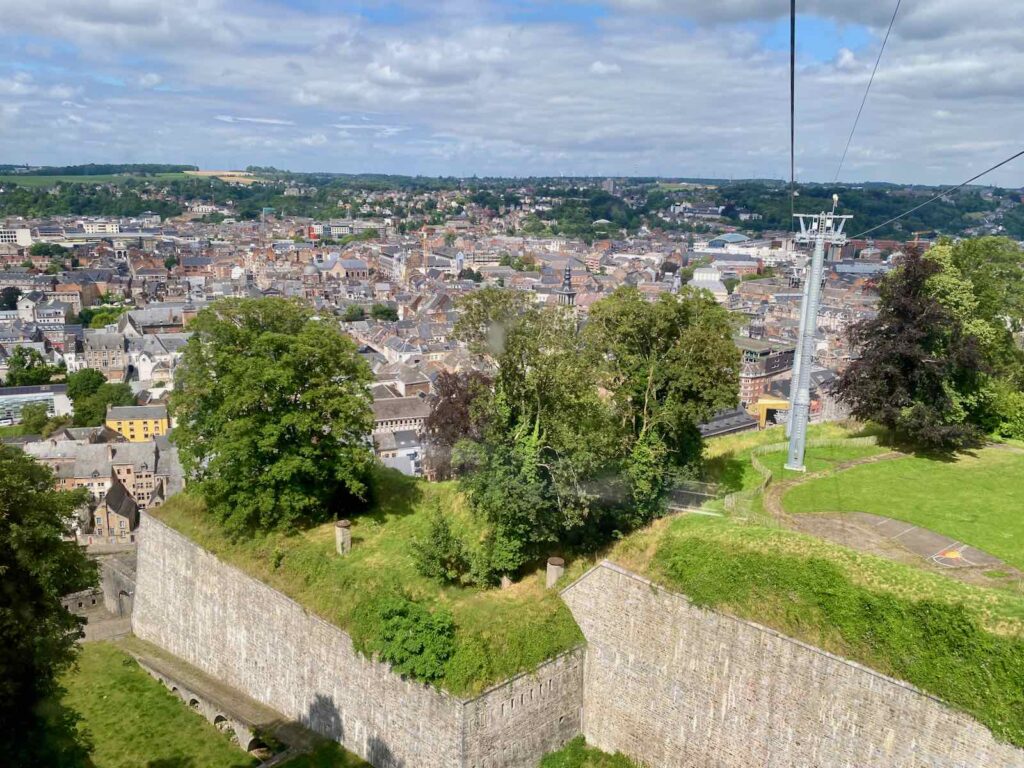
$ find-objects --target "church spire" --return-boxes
[556,262,576,307]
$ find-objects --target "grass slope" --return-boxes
[63,642,258,768]
[152,470,582,697]
[539,737,639,768]
[782,447,1024,569]
[702,421,885,495]
[640,515,1024,747]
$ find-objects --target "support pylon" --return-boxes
[785,196,851,471]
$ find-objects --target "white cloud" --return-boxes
[214,115,295,126]
[0,0,1022,183]
[590,61,622,75]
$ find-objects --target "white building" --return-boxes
[83,221,120,235]
[0,227,32,246]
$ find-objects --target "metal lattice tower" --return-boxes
[785,196,851,471]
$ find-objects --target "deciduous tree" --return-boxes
[170,298,375,534]
[422,370,491,479]
[4,347,61,386]
[0,446,95,766]
[834,248,988,450]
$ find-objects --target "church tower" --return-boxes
[555,262,577,307]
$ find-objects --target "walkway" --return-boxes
[760,449,1022,589]
[116,635,325,763]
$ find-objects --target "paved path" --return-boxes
[760,448,1022,589]
[117,636,326,758]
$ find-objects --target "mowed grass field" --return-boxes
[63,642,258,768]
[0,172,189,187]
[782,446,1024,570]
[63,642,368,768]
[153,469,582,697]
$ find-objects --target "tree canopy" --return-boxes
[0,446,95,766]
[834,242,1023,449]
[170,298,375,535]
[3,347,62,386]
[450,286,739,581]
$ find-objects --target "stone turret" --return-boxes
[335,519,352,556]
[546,557,565,589]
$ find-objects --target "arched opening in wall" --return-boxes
[245,736,272,758]
[188,698,200,711]
[171,686,179,695]
[213,715,230,733]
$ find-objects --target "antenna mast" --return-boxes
[785,196,851,471]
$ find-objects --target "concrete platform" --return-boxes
[845,512,1009,569]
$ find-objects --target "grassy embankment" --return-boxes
[539,737,639,767]
[62,642,367,768]
[152,470,582,698]
[570,425,1024,748]
[698,421,890,517]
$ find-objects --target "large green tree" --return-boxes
[455,304,616,578]
[170,297,375,534]
[4,347,62,386]
[0,446,95,766]
[65,368,107,402]
[584,287,740,517]
[835,248,990,449]
[71,382,135,427]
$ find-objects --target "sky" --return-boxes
[0,0,1022,185]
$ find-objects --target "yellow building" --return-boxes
[105,404,169,442]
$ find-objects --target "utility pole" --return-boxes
[785,195,851,471]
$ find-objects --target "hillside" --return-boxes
[153,426,1024,746]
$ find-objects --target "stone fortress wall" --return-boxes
[131,512,583,768]
[133,512,1024,768]
[561,561,1024,768]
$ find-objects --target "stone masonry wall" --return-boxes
[132,512,580,768]
[562,561,1024,768]
[462,649,584,768]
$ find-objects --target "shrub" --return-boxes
[353,594,455,683]
[410,507,470,584]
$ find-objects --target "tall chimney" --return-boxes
[335,519,352,556]
[546,557,565,589]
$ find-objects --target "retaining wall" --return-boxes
[132,512,582,768]
[562,561,1024,768]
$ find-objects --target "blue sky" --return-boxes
[0,0,1021,185]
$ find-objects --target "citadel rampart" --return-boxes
[133,512,1024,768]
[131,512,582,768]
[561,561,1024,768]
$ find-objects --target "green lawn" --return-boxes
[782,447,1024,569]
[152,469,583,697]
[539,737,639,767]
[63,642,258,768]
[642,514,1024,747]
[0,172,189,187]
[702,421,883,494]
[755,442,887,479]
